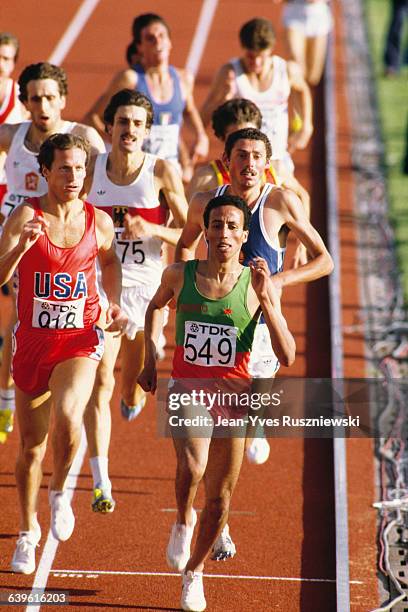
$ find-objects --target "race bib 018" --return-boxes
[32,297,85,330]
[183,320,238,368]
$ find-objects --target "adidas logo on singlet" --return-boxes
[97,189,106,196]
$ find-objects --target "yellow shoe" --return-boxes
[0,432,8,444]
[0,408,14,433]
[291,113,303,133]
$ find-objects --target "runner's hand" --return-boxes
[191,133,209,165]
[18,216,49,252]
[105,303,128,335]
[138,361,157,395]
[122,213,152,240]
[249,257,271,299]
[288,125,313,152]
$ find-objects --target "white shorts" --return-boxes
[121,284,169,341]
[283,1,333,38]
[99,283,167,341]
[248,323,280,378]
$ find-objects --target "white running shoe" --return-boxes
[166,509,197,572]
[246,437,270,465]
[211,524,236,561]
[11,528,41,574]
[181,570,206,611]
[49,490,75,541]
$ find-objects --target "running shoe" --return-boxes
[211,524,236,561]
[246,437,270,465]
[181,570,206,611]
[166,508,197,572]
[92,487,116,513]
[49,490,75,541]
[120,394,146,421]
[11,522,41,575]
[0,408,14,434]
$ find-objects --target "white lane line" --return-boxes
[185,0,219,76]
[48,0,101,65]
[28,428,88,612]
[50,569,364,584]
[160,508,255,515]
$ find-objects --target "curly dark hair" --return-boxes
[212,99,262,140]
[18,62,68,102]
[204,194,252,231]
[225,128,272,160]
[103,88,154,130]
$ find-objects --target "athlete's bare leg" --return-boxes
[306,35,329,86]
[0,291,16,389]
[184,436,246,572]
[48,357,99,492]
[120,332,146,407]
[14,388,51,532]
[84,332,121,458]
[172,436,211,525]
[285,28,307,76]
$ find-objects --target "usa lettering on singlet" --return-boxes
[133,64,185,165]
[230,56,290,161]
[1,121,76,219]
[14,198,101,333]
[87,152,168,288]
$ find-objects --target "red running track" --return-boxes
[0,1,378,610]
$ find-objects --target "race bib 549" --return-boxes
[183,320,237,368]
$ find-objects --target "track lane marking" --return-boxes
[50,569,364,584]
[185,0,219,76]
[48,0,101,65]
[27,429,88,612]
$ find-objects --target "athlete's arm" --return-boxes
[0,123,19,153]
[247,257,296,367]
[0,204,47,285]
[138,263,185,394]
[174,191,209,262]
[83,69,138,140]
[123,159,188,246]
[73,123,106,155]
[200,64,236,127]
[180,70,209,164]
[269,190,334,288]
[287,61,313,151]
[186,163,218,201]
[95,208,127,332]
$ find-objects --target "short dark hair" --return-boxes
[212,99,262,140]
[0,32,19,60]
[239,18,275,51]
[225,128,272,160]
[103,89,154,130]
[132,13,170,45]
[203,194,252,231]
[18,62,68,102]
[37,133,90,174]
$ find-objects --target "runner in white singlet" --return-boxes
[84,89,188,512]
